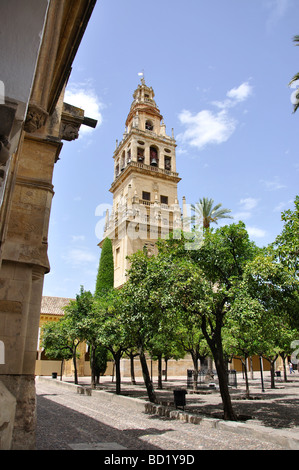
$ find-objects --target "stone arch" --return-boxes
[149,145,159,166]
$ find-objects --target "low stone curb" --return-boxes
[144,402,299,450]
[36,376,146,410]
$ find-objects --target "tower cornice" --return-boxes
[125,103,163,128]
[109,160,181,193]
[113,126,176,158]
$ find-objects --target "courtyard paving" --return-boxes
[35,371,299,451]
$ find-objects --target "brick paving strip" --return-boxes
[36,374,299,450]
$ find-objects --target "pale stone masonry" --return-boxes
[100,78,184,287]
[0,0,97,450]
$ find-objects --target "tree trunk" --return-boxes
[60,359,64,381]
[202,316,237,421]
[191,352,199,391]
[139,348,157,403]
[90,345,96,389]
[164,357,168,382]
[115,356,121,395]
[157,354,163,389]
[130,352,136,385]
[242,355,250,398]
[265,355,278,389]
[214,350,237,420]
[259,355,265,392]
[73,349,78,385]
[270,360,275,389]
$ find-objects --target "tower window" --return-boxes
[150,146,158,166]
[137,147,144,162]
[121,151,125,170]
[145,120,153,131]
[115,247,120,267]
[160,195,168,205]
[164,156,171,170]
[142,191,150,201]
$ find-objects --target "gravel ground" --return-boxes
[35,373,299,451]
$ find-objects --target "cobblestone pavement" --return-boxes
[35,375,298,451]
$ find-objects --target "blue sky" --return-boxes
[43,0,299,299]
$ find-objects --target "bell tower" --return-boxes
[101,78,182,287]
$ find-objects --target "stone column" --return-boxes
[144,145,150,166]
[0,129,59,449]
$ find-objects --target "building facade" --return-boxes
[36,296,93,378]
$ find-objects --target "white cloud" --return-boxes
[233,211,252,222]
[177,109,236,150]
[213,81,252,110]
[64,82,104,136]
[62,248,97,266]
[233,197,259,222]
[247,226,267,238]
[239,197,259,211]
[265,0,289,31]
[177,81,252,151]
[260,177,286,191]
[273,199,293,212]
[71,235,86,242]
[227,82,252,103]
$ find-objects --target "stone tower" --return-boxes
[101,78,182,287]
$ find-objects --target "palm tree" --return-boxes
[191,197,233,229]
[289,35,299,113]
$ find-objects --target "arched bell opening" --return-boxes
[150,146,159,167]
[145,120,153,131]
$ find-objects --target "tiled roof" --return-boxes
[41,296,74,316]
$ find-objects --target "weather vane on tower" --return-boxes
[138,70,145,83]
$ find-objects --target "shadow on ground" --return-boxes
[85,377,299,430]
[36,394,174,450]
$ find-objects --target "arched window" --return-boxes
[164,156,171,170]
[150,146,158,166]
[145,120,153,131]
[137,147,144,162]
[121,151,125,170]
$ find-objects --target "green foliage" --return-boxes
[93,344,108,377]
[289,36,299,113]
[45,199,298,407]
[41,320,73,361]
[272,196,299,277]
[95,237,114,298]
[191,197,233,229]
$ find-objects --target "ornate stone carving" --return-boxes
[60,122,80,141]
[24,104,48,133]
